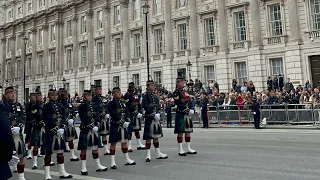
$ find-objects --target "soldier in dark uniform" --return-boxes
[173,77,197,156]
[42,89,72,180]
[252,96,261,129]
[108,87,136,169]
[165,97,174,128]
[200,92,209,129]
[142,80,167,162]
[24,93,36,160]
[58,88,79,161]
[93,86,111,155]
[77,90,107,175]
[124,82,145,152]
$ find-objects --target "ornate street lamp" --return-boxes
[186,60,192,81]
[23,35,28,102]
[62,77,66,89]
[142,2,150,81]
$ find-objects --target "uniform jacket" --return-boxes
[200,98,208,113]
[4,100,25,129]
[142,92,160,116]
[42,100,67,130]
[93,95,109,118]
[78,100,99,130]
[173,88,194,113]
[59,98,76,119]
[26,101,43,127]
[124,91,142,114]
[252,102,261,115]
[108,99,129,127]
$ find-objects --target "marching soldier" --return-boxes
[78,90,107,175]
[124,82,145,152]
[252,96,261,129]
[3,86,27,180]
[92,86,111,155]
[42,89,72,180]
[108,87,136,169]
[25,93,36,160]
[142,80,167,162]
[200,92,209,128]
[173,77,197,156]
[58,89,79,161]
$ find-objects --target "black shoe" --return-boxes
[146,158,151,162]
[125,161,136,165]
[32,166,37,170]
[81,171,88,175]
[50,162,55,166]
[187,151,197,154]
[37,155,43,157]
[156,156,168,159]
[46,178,52,180]
[128,149,133,152]
[70,158,79,162]
[179,153,187,156]
[137,147,146,150]
[111,165,117,169]
[13,170,17,173]
[96,167,108,172]
[64,150,70,153]
[59,175,73,179]
[27,157,32,160]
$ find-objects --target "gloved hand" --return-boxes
[8,155,20,166]
[253,112,256,115]
[105,114,110,120]
[92,126,99,132]
[50,126,59,134]
[184,108,190,114]
[137,113,142,119]
[122,122,130,128]
[189,110,195,115]
[57,129,65,135]
[11,127,20,135]
[87,123,95,129]
[154,113,161,121]
[68,119,74,126]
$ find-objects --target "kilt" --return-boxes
[99,120,109,136]
[24,123,32,141]
[65,125,78,142]
[30,127,42,147]
[109,126,129,143]
[77,130,102,150]
[174,112,193,134]
[41,131,66,155]
[130,113,142,131]
[143,116,163,140]
[13,133,27,158]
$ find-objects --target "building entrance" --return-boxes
[310,56,320,87]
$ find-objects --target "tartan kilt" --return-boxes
[13,133,27,158]
[65,126,78,142]
[174,112,193,134]
[99,120,110,135]
[109,126,129,143]
[30,127,42,147]
[41,131,66,155]
[77,130,102,150]
[130,113,142,131]
[143,117,163,140]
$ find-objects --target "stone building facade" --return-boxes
[1,0,320,101]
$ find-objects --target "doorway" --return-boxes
[310,56,320,87]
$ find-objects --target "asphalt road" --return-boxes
[14,128,320,180]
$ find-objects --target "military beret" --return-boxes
[5,86,14,94]
[35,92,42,95]
[112,87,121,93]
[30,92,36,96]
[96,85,102,89]
[82,90,92,96]
[48,89,57,95]
[146,80,154,86]
[129,82,134,86]
[176,77,185,82]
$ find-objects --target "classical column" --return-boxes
[250,0,262,47]
[55,20,64,76]
[218,0,228,52]
[121,0,130,67]
[103,5,111,69]
[164,0,173,59]
[189,0,199,56]
[42,24,49,77]
[0,38,6,80]
[72,15,79,70]
[288,0,301,42]
[31,28,37,79]
[9,35,16,81]
[86,9,94,71]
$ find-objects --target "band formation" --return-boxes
[2,77,197,180]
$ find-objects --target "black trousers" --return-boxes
[167,113,172,128]
[202,111,209,128]
[253,114,260,129]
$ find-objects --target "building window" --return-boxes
[51,25,55,42]
[154,71,162,87]
[39,29,43,44]
[114,5,121,25]
[38,55,43,74]
[310,0,320,30]
[204,17,215,46]
[177,0,186,8]
[177,68,186,80]
[79,81,84,94]
[154,0,161,15]
[154,29,163,54]
[178,23,187,50]
[113,76,120,87]
[94,80,102,86]
[115,38,122,60]
[50,53,56,72]
[28,32,32,47]
[6,62,11,79]
[97,42,103,64]
[16,36,21,50]
[17,7,22,15]
[15,60,21,77]
[81,16,87,34]
[269,57,284,78]
[39,0,44,7]
[234,11,246,41]
[7,39,10,53]
[97,11,103,30]
[134,34,141,57]
[204,65,215,85]
[67,20,72,37]
[66,49,72,69]
[268,3,283,36]
[8,10,12,19]
[235,62,247,84]
[132,74,140,86]
[81,46,87,66]
[65,83,70,92]
[134,0,141,20]
[28,3,32,12]
[27,58,32,76]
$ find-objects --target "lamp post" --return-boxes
[23,35,28,103]
[186,60,192,81]
[142,2,150,81]
[62,77,66,89]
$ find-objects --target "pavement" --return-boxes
[13,127,320,180]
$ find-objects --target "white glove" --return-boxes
[57,129,64,135]
[68,119,74,126]
[189,110,195,115]
[137,113,142,119]
[11,127,20,135]
[123,122,130,128]
[253,112,256,115]
[92,126,99,132]
[105,114,110,120]
[154,113,161,121]
[8,155,20,166]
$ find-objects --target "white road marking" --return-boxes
[24,168,114,180]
